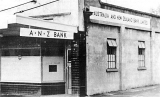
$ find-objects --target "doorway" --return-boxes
[65,41,72,94]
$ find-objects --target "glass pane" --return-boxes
[1,36,40,48]
[112,55,115,61]
[68,49,71,62]
[42,47,64,56]
[1,48,40,56]
[138,49,142,55]
[21,48,40,56]
[41,38,65,56]
[49,65,57,72]
[41,38,65,47]
[111,40,117,47]
[141,42,145,48]
[107,40,113,46]
[112,62,116,68]
[30,49,40,56]
[138,42,142,48]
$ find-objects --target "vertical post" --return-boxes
[150,29,155,84]
[119,25,125,90]
[39,38,43,95]
[0,37,2,95]
[83,7,92,96]
[64,40,67,94]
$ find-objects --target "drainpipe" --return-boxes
[83,7,93,96]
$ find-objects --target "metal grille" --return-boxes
[138,48,145,67]
[107,46,116,69]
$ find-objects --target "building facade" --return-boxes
[84,0,160,95]
[0,0,86,96]
[1,0,160,96]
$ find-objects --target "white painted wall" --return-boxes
[16,0,79,27]
[42,56,64,82]
[87,24,120,95]
[1,56,41,83]
[0,0,83,31]
[153,33,160,84]
[121,29,151,90]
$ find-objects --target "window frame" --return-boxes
[138,41,146,70]
[1,36,41,56]
[106,39,118,72]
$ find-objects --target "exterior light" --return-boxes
[18,55,22,60]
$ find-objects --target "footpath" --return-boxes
[90,84,160,97]
[1,85,160,97]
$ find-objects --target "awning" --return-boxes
[107,39,117,47]
[0,15,78,37]
[138,41,145,48]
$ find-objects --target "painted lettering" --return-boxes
[133,18,139,23]
[111,15,116,19]
[140,20,148,25]
[117,15,122,20]
[90,6,150,29]
[47,31,50,37]
[60,33,63,37]
[93,11,109,18]
[38,31,42,36]
[123,16,134,22]
[20,28,73,39]
[54,32,57,37]
[53,32,67,38]
[29,30,33,36]
[64,33,67,38]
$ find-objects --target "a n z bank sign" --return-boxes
[20,28,74,39]
[90,6,150,29]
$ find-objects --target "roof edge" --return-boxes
[30,12,71,19]
[99,0,160,18]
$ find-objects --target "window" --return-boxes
[49,65,57,72]
[1,36,65,56]
[67,49,71,63]
[107,39,117,70]
[1,36,41,56]
[138,41,146,69]
[41,39,65,56]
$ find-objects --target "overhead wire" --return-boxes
[14,0,59,15]
[0,0,37,13]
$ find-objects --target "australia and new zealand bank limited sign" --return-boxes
[90,6,150,29]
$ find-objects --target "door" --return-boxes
[66,42,72,94]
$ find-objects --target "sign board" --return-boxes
[90,6,151,29]
[20,28,74,39]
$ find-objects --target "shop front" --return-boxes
[0,15,80,96]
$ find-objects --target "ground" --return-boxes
[1,85,160,97]
[90,85,160,97]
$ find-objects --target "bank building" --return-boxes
[1,0,160,96]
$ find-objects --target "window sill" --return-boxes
[106,68,118,72]
[137,67,147,71]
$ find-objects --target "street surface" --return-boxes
[1,85,160,97]
[90,85,160,97]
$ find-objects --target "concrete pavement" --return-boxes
[1,85,160,97]
[90,85,160,97]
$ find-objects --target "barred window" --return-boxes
[138,41,145,67]
[107,39,117,69]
